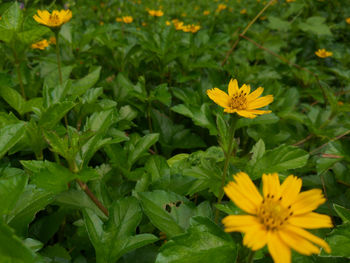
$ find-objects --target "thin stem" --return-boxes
[215,116,237,223]
[13,49,26,100]
[221,0,275,66]
[246,250,255,263]
[68,159,109,217]
[55,31,63,85]
[55,31,69,127]
[77,179,109,217]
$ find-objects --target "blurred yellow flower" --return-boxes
[49,36,56,44]
[116,16,133,24]
[207,79,273,118]
[172,19,185,30]
[346,17,350,24]
[148,9,164,17]
[223,172,332,263]
[31,39,49,50]
[33,9,72,28]
[165,20,171,26]
[203,10,210,15]
[142,22,147,27]
[216,4,227,12]
[315,49,333,58]
[286,0,296,2]
[240,9,247,14]
[182,24,201,33]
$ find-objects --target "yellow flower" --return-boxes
[31,39,49,50]
[148,9,164,17]
[346,17,350,24]
[315,49,333,58]
[33,9,72,28]
[286,0,296,2]
[240,8,247,14]
[216,4,227,12]
[207,79,273,119]
[49,36,56,44]
[116,16,133,24]
[223,172,332,263]
[182,24,201,33]
[203,10,210,15]
[165,20,171,26]
[172,20,185,30]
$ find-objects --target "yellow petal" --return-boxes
[233,172,263,205]
[247,109,271,115]
[288,212,333,229]
[228,79,239,96]
[224,182,259,214]
[243,223,269,250]
[280,175,302,206]
[285,225,331,253]
[206,88,230,109]
[240,84,251,95]
[267,232,291,263]
[278,228,320,255]
[236,110,257,119]
[247,87,264,101]
[247,95,274,109]
[33,14,46,25]
[222,215,259,232]
[262,173,281,198]
[292,189,326,215]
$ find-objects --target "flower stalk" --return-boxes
[215,115,237,223]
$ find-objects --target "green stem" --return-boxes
[55,31,63,85]
[55,31,69,127]
[13,49,26,100]
[246,250,255,263]
[215,115,238,223]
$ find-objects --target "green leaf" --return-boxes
[17,26,50,45]
[249,139,265,166]
[155,216,237,263]
[0,2,23,32]
[323,222,350,258]
[138,190,194,238]
[0,122,26,159]
[174,104,217,135]
[21,160,76,194]
[236,113,279,129]
[84,197,158,263]
[70,67,102,97]
[216,114,228,152]
[0,167,27,217]
[151,84,171,106]
[7,185,55,236]
[0,87,25,114]
[298,16,332,36]
[55,189,107,219]
[268,16,291,31]
[334,204,350,223]
[128,133,159,166]
[0,219,37,263]
[249,145,309,179]
[39,101,75,129]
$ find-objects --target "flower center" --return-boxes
[229,91,247,110]
[257,194,293,231]
[50,14,61,25]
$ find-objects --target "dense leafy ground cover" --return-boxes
[1,0,350,262]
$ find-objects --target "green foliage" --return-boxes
[0,0,349,261]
